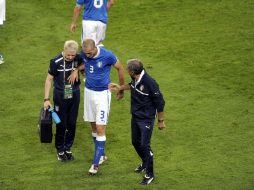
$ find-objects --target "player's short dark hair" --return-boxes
[83,39,95,49]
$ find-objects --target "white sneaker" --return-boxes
[89,164,98,175]
[99,155,108,165]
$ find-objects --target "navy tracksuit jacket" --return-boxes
[129,70,165,177]
[48,53,82,152]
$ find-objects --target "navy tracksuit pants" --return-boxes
[131,117,154,177]
[53,89,80,152]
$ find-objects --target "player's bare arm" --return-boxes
[108,83,130,91]
[70,5,82,32]
[113,59,125,100]
[107,0,114,11]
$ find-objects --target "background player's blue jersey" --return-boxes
[80,47,117,91]
[76,0,108,24]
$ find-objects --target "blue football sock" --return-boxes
[93,136,106,165]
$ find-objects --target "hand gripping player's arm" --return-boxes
[68,64,85,85]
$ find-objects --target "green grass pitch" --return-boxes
[0,0,253,189]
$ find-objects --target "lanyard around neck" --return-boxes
[63,58,74,83]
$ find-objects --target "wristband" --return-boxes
[158,119,164,123]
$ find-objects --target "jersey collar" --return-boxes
[135,70,145,87]
[93,46,101,58]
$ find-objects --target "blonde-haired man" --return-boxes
[44,40,83,161]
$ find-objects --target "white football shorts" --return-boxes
[82,20,106,45]
[0,0,6,25]
[84,87,111,125]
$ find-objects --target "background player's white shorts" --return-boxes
[84,87,111,125]
[82,20,106,45]
[0,0,6,25]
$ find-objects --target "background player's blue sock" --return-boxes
[93,135,106,166]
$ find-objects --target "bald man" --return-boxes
[69,39,124,174]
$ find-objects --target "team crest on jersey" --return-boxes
[140,85,144,91]
[97,61,103,68]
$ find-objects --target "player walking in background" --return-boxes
[69,39,124,174]
[109,59,166,185]
[44,40,83,161]
[70,0,114,45]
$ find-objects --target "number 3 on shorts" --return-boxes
[94,0,103,8]
[100,110,105,120]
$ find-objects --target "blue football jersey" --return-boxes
[80,46,117,91]
[76,0,108,24]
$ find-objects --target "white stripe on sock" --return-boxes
[96,135,106,141]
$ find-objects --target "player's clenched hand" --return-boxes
[44,100,52,110]
[70,23,77,32]
[116,90,124,100]
[158,121,166,130]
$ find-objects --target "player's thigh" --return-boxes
[96,21,107,42]
[84,88,96,121]
[82,20,97,42]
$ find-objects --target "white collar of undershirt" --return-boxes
[135,70,145,87]
[93,46,100,58]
